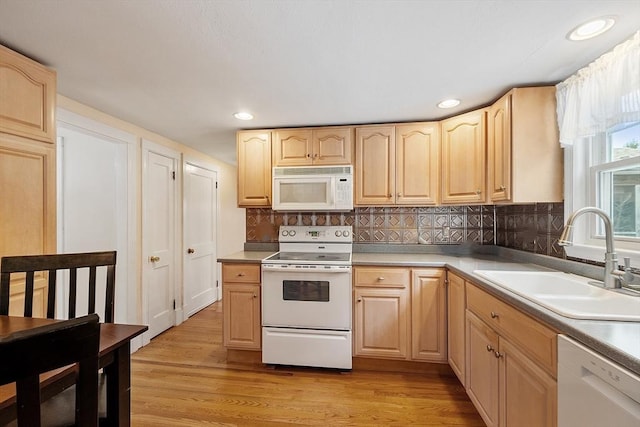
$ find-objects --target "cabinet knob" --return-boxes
[388,194,393,198]
[499,185,506,191]
[357,298,362,302]
[237,272,245,277]
[490,311,499,319]
[306,153,311,158]
[313,153,319,158]
[494,351,504,359]
[187,248,195,254]
[486,345,494,352]
[377,277,385,281]
[397,193,402,197]
[149,256,160,262]
[475,189,482,195]
[253,293,257,298]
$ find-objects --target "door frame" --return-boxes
[182,155,221,315]
[56,108,138,328]
[141,139,181,344]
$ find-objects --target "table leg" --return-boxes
[105,342,131,426]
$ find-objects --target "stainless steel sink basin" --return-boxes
[473,270,640,322]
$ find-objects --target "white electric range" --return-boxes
[261,225,353,370]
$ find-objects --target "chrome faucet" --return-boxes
[558,207,634,289]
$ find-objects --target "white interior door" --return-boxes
[143,141,178,339]
[184,161,218,317]
[56,110,137,325]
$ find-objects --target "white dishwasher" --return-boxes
[558,335,640,427]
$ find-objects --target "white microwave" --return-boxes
[272,165,353,211]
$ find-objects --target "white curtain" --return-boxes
[556,30,640,146]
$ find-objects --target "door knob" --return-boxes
[187,248,195,254]
[149,256,160,262]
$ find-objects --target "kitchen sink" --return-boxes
[473,270,640,322]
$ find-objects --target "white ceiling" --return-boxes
[1,1,639,165]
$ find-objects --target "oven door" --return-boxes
[262,264,351,330]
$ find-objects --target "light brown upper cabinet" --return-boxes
[441,109,487,204]
[487,87,563,203]
[237,130,272,207]
[355,126,396,205]
[272,127,353,166]
[0,45,57,318]
[356,123,439,206]
[0,45,56,144]
[396,123,440,205]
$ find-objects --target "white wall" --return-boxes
[56,95,246,320]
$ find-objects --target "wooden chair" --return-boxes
[0,251,116,322]
[0,251,117,426]
[0,313,101,426]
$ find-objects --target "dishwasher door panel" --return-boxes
[558,335,640,427]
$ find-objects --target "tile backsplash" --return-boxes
[495,203,566,258]
[246,202,567,259]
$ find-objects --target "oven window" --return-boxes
[282,280,329,302]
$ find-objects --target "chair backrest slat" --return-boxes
[68,267,78,319]
[0,251,117,323]
[105,265,115,323]
[24,271,35,317]
[46,268,56,319]
[88,265,97,315]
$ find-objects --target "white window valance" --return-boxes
[556,30,640,146]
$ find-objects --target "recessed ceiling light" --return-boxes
[233,112,253,120]
[437,99,460,109]
[568,17,615,41]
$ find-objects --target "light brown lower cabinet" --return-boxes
[222,263,261,350]
[447,271,466,383]
[353,266,447,362]
[353,267,410,359]
[465,282,557,427]
[411,269,447,362]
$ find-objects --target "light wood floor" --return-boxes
[131,303,484,426]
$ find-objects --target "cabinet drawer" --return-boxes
[466,283,557,377]
[222,263,261,283]
[354,267,409,288]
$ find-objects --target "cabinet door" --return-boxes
[237,131,271,207]
[355,126,395,205]
[0,45,56,143]
[441,109,486,204]
[0,136,56,318]
[223,283,261,350]
[354,287,409,359]
[395,123,439,205]
[499,338,556,427]
[466,310,500,427]
[488,93,511,202]
[411,269,446,361]
[312,127,353,165]
[272,129,313,166]
[447,272,466,384]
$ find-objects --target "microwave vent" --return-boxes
[273,166,352,176]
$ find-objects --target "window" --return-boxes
[558,31,640,265]
[592,122,640,239]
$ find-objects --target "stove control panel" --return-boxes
[279,226,352,243]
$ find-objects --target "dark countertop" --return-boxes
[218,247,640,375]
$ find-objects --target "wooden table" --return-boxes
[0,316,147,426]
